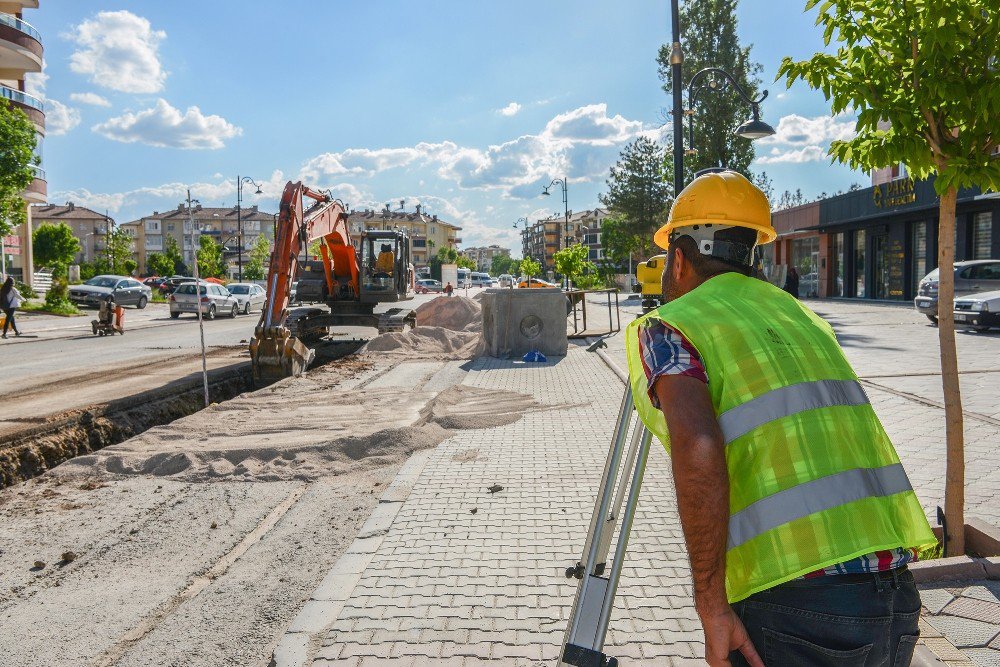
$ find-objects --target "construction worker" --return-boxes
[375,243,395,275]
[624,170,934,666]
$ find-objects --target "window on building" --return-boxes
[911,222,927,294]
[167,223,175,232]
[833,233,845,297]
[854,229,866,298]
[973,212,992,260]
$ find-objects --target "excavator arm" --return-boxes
[250,181,354,381]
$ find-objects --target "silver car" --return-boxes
[69,275,152,309]
[914,259,1000,322]
[226,283,266,314]
[168,282,240,320]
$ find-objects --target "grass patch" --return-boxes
[21,300,84,317]
[916,540,943,562]
[151,292,168,304]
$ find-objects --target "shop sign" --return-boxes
[1,235,20,255]
[873,177,917,208]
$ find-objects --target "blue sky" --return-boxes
[30,0,865,255]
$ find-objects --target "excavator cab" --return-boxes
[359,230,411,303]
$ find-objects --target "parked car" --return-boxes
[69,275,152,309]
[168,282,240,320]
[498,274,516,288]
[159,276,196,295]
[226,283,267,314]
[142,276,163,288]
[953,289,1000,332]
[518,277,559,289]
[914,259,1000,322]
[415,278,444,294]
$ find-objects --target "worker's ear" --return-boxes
[671,246,688,281]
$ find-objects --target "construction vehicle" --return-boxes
[634,254,666,312]
[250,181,414,381]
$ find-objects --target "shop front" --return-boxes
[769,176,999,301]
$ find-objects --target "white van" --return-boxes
[470,272,491,287]
[498,274,515,288]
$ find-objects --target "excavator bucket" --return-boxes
[250,327,316,383]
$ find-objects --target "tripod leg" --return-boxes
[593,420,646,574]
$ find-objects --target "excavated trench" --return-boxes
[0,339,365,489]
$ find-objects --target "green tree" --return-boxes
[32,223,80,277]
[244,235,271,281]
[163,236,185,275]
[519,256,540,281]
[105,226,134,275]
[147,252,175,277]
[599,137,671,260]
[196,235,225,278]
[600,214,644,270]
[553,244,596,289]
[456,255,477,270]
[779,0,1000,556]
[0,100,38,237]
[490,254,515,276]
[656,0,763,181]
[435,246,459,263]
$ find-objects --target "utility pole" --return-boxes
[187,189,209,408]
[669,0,685,195]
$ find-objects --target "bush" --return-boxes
[15,279,36,299]
[45,276,73,309]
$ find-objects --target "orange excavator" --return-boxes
[250,181,414,381]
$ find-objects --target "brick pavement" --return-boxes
[277,297,1000,666]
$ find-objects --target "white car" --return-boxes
[169,282,241,320]
[226,283,266,314]
[953,289,1000,332]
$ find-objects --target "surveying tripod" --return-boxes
[559,384,654,667]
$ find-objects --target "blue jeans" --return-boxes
[730,567,920,667]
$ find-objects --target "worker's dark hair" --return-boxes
[669,232,754,278]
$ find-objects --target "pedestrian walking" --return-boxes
[444,281,454,297]
[1,276,23,338]
[625,171,933,667]
[783,265,800,298]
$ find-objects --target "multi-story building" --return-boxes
[31,203,112,266]
[346,204,461,268]
[461,245,510,272]
[1,0,45,285]
[520,208,608,271]
[123,204,276,277]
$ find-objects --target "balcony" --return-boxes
[23,163,44,202]
[0,12,42,75]
[0,83,43,128]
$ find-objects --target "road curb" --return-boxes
[270,449,434,667]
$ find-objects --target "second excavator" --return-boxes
[250,181,414,381]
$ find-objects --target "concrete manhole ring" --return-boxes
[520,315,544,339]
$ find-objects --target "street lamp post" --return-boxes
[187,189,209,409]
[236,175,263,282]
[541,178,570,287]
[668,0,775,191]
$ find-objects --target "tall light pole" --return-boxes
[236,176,262,282]
[668,0,774,191]
[542,178,570,288]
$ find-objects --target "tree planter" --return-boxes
[910,518,1000,583]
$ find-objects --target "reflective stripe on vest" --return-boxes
[728,463,913,549]
[717,379,870,445]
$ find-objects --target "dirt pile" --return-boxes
[364,296,485,358]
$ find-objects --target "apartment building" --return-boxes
[123,204,276,276]
[520,208,608,270]
[461,245,510,272]
[1,0,45,285]
[346,204,461,268]
[31,203,112,265]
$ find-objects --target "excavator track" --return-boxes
[286,307,328,343]
[377,308,415,334]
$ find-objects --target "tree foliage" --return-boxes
[456,255,477,270]
[146,252,175,278]
[599,137,671,260]
[32,223,80,277]
[196,235,225,278]
[163,236,185,275]
[600,214,643,269]
[779,0,1000,556]
[657,0,763,180]
[0,100,38,237]
[244,235,271,281]
[553,244,596,289]
[519,256,540,279]
[490,254,516,276]
[105,226,134,275]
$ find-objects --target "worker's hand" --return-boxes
[700,606,763,667]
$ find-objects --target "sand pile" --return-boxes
[365,296,485,358]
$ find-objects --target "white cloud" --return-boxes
[69,92,111,107]
[758,113,855,146]
[92,99,242,149]
[756,145,828,164]
[497,102,521,117]
[24,68,47,99]
[67,10,167,94]
[46,100,82,136]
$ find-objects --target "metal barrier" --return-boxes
[566,288,621,339]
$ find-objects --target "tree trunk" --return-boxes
[937,186,965,557]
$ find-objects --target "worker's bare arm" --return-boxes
[654,375,761,667]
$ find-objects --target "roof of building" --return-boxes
[31,203,111,221]
[347,206,461,231]
[125,204,276,224]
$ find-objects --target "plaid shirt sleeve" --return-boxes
[636,318,708,408]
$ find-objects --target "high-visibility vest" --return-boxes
[625,272,935,603]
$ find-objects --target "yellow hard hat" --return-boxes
[653,170,776,255]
